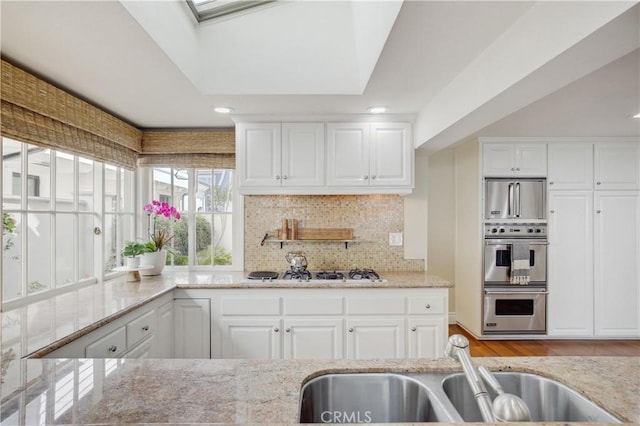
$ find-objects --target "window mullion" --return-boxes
[50,149,56,290]
[20,143,28,299]
[187,169,196,268]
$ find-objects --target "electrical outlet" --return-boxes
[389,232,403,246]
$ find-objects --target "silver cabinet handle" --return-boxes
[516,168,520,171]
[275,175,280,180]
[363,176,369,180]
[550,210,555,214]
[348,328,354,333]
[371,175,376,180]
[108,345,117,352]
[142,325,149,332]
[411,327,417,332]
[282,175,288,180]
[596,181,601,185]
[93,227,102,235]
[596,210,602,214]
[425,304,431,309]
[511,167,516,171]
[273,328,279,332]
[549,181,554,185]
[285,328,291,333]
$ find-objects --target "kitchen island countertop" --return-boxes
[1,356,638,424]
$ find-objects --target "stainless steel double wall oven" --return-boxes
[483,178,548,335]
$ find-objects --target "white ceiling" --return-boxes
[1,1,638,153]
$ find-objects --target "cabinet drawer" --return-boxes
[221,297,281,315]
[408,296,445,315]
[347,297,405,315]
[127,310,156,347]
[85,326,127,358]
[284,297,344,315]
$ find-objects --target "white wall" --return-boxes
[426,149,456,316]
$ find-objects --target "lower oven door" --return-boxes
[483,290,547,334]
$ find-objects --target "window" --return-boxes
[187,0,275,23]
[1,137,135,307]
[149,167,237,268]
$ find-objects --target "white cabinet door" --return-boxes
[283,318,343,359]
[221,318,282,359]
[547,191,594,337]
[236,123,282,187]
[174,298,211,358]
[370,122,412,187]
[594,142,640,190]
[483,143,546,176]
[407,318,446,359]
[594,191,640,337]
[156,300,174,358]
[326,122,370,187]
[346,318,405,359]
[547,143,593,190]
[282,123,325,187]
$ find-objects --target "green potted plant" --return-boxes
[122,241,147,268]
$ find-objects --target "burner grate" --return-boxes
[316,271,345,280]
[348,268,381,280]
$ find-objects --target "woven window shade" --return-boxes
[1,59,140,169]
[139,129,236,168]
[137,153,235,169]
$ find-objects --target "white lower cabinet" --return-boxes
[174,298,211,358]
[41,292,174,359]
[346,318,405,359]
[204,288,448,360]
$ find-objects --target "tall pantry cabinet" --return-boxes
[547,141,640,338]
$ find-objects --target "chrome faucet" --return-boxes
[445,334,531,422]
[445,334,496,422]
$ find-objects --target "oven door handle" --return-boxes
[485,290,548,295]
[484,241,549,246]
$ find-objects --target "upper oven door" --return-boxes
[485,178,546,220]
[484,239,547,285]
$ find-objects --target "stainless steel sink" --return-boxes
[442,371,621,423]
[298,373,459,423]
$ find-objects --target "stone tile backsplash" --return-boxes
[244,195,424,272]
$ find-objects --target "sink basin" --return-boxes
[299,373,456,423]
[442,371,621,423]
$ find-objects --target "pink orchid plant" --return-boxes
[143,200,181,252]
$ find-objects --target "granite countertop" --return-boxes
[1,356,638,424]
[1,270,451,360]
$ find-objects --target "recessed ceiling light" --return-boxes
[367,106,389,114]
[633,113,640,119]
[213,106,234,114]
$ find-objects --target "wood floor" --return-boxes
[449,325,640,357]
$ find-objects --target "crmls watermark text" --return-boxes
[320,410,373,423]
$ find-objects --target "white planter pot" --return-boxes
[126,256,141,268]
[140,250,167,276]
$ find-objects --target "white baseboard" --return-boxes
[448,312,456,324]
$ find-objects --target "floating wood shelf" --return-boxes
[265,239,358,249]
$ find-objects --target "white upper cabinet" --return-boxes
[594,142,640,190]
[483,143,547,177]
[547,143,594,190]
[327,122,413,189]
[237,122,324,191]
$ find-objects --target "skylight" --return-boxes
[187,0,276,23]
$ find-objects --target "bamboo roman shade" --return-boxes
[1,60,237,169]
[139,129,235,168]
[1,59,141,169]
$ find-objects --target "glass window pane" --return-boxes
[213,170,233,213]
[120,169,134,213]
[104,165,117,213]
[27,213,51,294]
[78,157,94,212]
[213,214,233,265]
[196,170,212,213]
[174,169,189,212]
[2,138,22,209]
[27,146,50,210]
[195,214,212,266]
[104,214,117,273]
[79,213,95,280]
[3,212,23,300]
[56,152,75,211]
[56,214,75,287]
[173,214,189,266]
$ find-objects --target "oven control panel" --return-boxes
[485,224,546,237]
